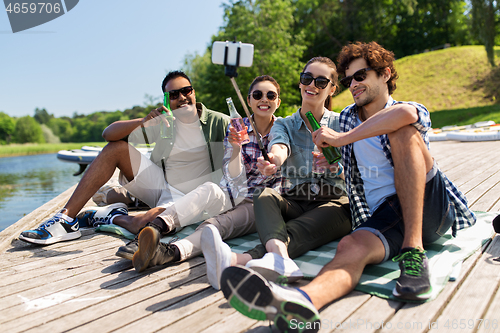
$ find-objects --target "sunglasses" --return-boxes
[299,72,331,89]
[168,86,194,100]
[340,68,373,88]
[250,90,278,101]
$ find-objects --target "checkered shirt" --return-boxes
[339,97,476,235]
[220,116,285,200]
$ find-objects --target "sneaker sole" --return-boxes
[392,286,432,301]
[221,266,320,332]
[19,230,81,245]
[132,227,159,272]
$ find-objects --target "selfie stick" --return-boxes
[224,42,270,161]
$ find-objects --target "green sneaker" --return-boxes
[392,247,432,301]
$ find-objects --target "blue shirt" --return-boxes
[339,97,476,235]
[353,116,396,213]
[269,108,345,194]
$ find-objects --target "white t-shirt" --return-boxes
[353,116,396,213]
[165,119,212,194]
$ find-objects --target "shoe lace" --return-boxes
[91,216,113,227]
[276,275,289,286]
[39,214,64,229]
[392,248,426,277]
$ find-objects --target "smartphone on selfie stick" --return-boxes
[212,40,270,161]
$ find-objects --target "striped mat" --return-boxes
[96,211,497,302]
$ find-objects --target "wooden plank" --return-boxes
[326,297,403,333]
[382,249,483,333]
[464,170,500,209]
[432,236,500,333]
[319,292,372,333]
[156,298,231,333]
[199,310,261,333]
[18,262,208,333]
[470,180,500,212]
[111,287,224,333]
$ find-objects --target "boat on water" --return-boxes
[429,121,500,142]
[57,145,152,175]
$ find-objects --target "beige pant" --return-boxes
[120,152,242,228]
[175,199,256,261]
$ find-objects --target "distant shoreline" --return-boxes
[0,142,105,158]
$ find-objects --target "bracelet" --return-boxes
[333,163,343,176]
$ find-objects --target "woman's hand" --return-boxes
[257,153,278,176]
[227,126,249,149]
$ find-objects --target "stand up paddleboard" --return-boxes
[57,146,152,176]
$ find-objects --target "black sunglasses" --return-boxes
[168,86,194,100]
[250,90,278,101]
[299,72,331,89]
[340,68,373,88]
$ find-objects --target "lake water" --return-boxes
[0,154,82,231]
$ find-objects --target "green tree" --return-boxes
[471,0,497,66]
[14,116,45,143]
[294,0,471,61]
[48,117,74,142]
[0,112,16,144]
[34,107,52,124]
[185,0,307,117]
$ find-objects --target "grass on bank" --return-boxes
[0,142,105,158]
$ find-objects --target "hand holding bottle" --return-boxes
[228,125,250,148]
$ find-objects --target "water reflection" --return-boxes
[0,154,82,231]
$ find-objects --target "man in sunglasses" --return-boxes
[218,42,476,332]
[19,70,230,248]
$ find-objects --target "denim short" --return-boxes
[353,162,456,262]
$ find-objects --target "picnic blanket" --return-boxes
[96,211,497,302]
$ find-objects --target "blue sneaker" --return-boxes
[19,210,81,245]
[75,203,128,228]
[221,265,320,333]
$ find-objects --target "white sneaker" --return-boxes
[19,210,81,245]
[201,224,232,290]
[75,203,128,228]
[246,252,303,283]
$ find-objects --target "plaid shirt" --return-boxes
[220,116,285,200]
[340,97,476,235]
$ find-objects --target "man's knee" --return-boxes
[336,231,385,263]
[388,125,421,147]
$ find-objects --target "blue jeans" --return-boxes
[353,163,456,262]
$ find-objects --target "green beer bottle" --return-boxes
[160,92,174,139]
[305,111,341,164]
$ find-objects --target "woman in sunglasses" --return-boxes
[218,57,353,284]
[132,75,287,278]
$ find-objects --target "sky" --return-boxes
[0,0,227,118]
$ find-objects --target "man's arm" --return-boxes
[313,103,418,148]
[102,106,170,142]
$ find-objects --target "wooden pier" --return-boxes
[0,140,499,333]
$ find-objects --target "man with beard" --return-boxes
[20,71,229,252]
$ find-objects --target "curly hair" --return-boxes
[302,56,339,110]
[337,41,398,95]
